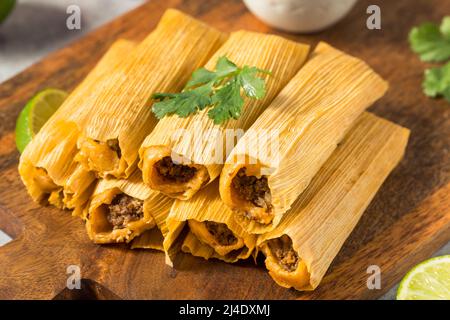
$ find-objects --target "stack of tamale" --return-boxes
[18,9,409,291]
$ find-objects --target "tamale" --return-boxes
[163,181,257,265]
[18,39,136,214]
[220,42,389,234]
[139,31,310,200]
[258,113,410,291]
[74,9,226,179]
[85,171,173,243]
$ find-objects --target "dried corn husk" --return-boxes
[258,113,410,290]
[220,42,389,234]
[130,195,173,250]
[130,228,165,251]
[139,31,310,200]
[75,9,226,179]
[163,181,257,265]
[19,39,136,214]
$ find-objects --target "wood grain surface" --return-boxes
[0,0,449,299]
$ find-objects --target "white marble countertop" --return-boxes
[0,0,448,300]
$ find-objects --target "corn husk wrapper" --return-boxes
[220,42,389,234]
[163,181,257,266]
[85,171,173,243]
[75,9,226,179]
[130,195,173,250]
[257,113,410,291]
[18,39,136,215]
[130,227,165,251]
[139,31,310,200]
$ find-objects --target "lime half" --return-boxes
[0,0,15,24]
[15,88,68,153]
[397,255,450,300]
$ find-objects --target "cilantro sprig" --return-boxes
[409,16,450,62]
[423,61,450,102]
[151,56,271,124]
[409,16,450,104]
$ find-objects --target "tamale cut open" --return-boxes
[85,170,173,244]
[258,112,410,291]
[220,42,389,234]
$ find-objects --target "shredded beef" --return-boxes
[231,168,272,210]
[154,156,197,183]
[205,221,237,246]
[268,235,299,272]
[107,194,143,229]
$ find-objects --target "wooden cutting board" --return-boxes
[0,0,449,300]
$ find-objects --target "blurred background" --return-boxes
[0,0,145,82]
[0,0,363,82]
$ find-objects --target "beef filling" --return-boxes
[268,235,299,272]
[231,168,272,210]
[107,194,143,229]
[154,156,197,183]
[204,221,238,246]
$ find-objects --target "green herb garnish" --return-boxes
[409,16,450,62]
[409,16,450,104]
[423,61,450,102]
[151,56,271,124]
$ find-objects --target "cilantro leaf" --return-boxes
[152,84,212,119]
[238,66,267,99]
[208,79,244,124]
[423,62,450,102]
[150,56,271,124]
[409,16,450,62]
[152,92,176,100]
[215,56,239,78]
[185,68,216,89]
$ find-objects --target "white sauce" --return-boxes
[243,0,358,33]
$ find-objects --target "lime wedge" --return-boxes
[0,0,15,24]
[15,88,68,153]
[397,255,450,300]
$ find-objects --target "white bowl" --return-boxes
[243,0,358,33]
